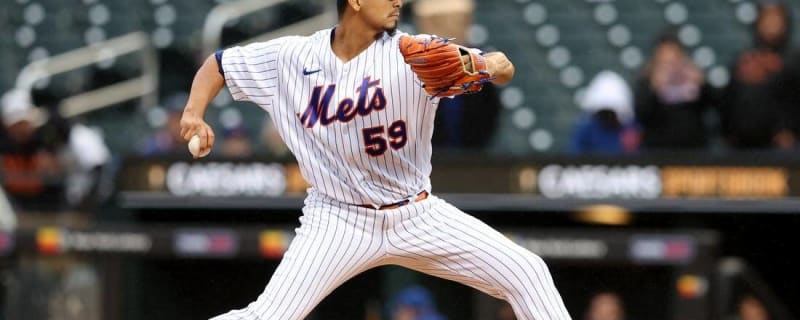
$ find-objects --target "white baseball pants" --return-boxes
[210,193,571,320]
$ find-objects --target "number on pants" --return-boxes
[362,120,407,156]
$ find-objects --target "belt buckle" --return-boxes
[361,191,427,210]
[380,199,410,210]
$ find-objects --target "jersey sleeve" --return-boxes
[217,39,289,105]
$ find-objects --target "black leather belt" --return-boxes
[357,191,429,210]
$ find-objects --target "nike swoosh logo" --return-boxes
[303,68,321,76]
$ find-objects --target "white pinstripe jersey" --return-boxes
[220,28,437,207]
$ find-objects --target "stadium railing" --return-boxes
[14,32,159,119]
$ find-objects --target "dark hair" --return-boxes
[337,0,347,17]
[640,31,685,79]
[653,32,683,50]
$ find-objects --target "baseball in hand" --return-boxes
[188,135,209,158]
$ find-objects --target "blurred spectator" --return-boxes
[259,115,290,158]
[220,125,253,159]
[0,88,66,210]
[721,3,795,149]
[0,88,110,211]
[413,0,474,43]
[389,285,446,320]
[584,291,625,320]
[734,295,770,320]
[634,34,717,150]
[64,123,111,210]
[140,93,189,156]
[413,0,501,150]
[571,71,640,154]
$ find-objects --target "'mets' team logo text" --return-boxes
[298,77,386,128]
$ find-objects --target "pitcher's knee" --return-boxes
[525,253,550,274]
[506,253,553,292]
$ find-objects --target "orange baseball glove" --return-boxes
[399,35,493,98]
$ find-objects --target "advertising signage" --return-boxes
[118,157,798,200]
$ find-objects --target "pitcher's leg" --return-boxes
[211,205,384,320]
[387,200,571,320]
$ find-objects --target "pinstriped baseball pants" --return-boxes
[210,194,571,320]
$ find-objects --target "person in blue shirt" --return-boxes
[390,285,446,320]
[570,71,640,154]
